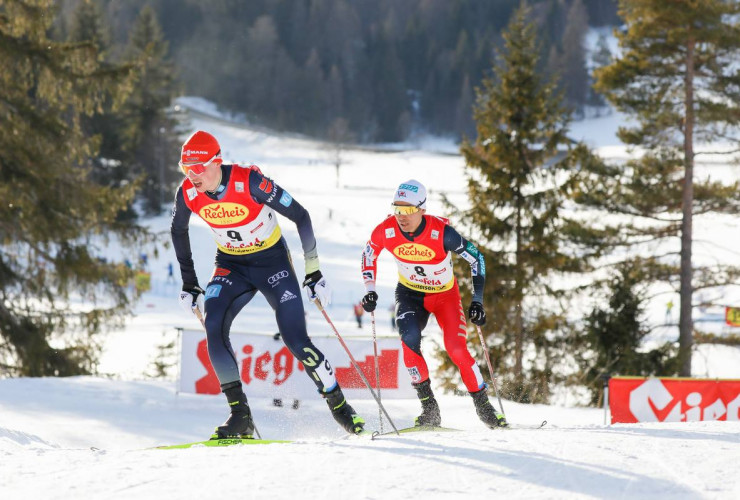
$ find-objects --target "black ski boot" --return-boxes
[323,385,365,435]
[413,379,442,427]
[470,388,507,428]
[212,384,255,439]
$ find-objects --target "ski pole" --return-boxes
[314,302,400,435]
[193,305,263,440]
[370,311,383,434]
[475,324,506,418]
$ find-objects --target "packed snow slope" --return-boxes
[1,377,738,499]
[1,101,739,499]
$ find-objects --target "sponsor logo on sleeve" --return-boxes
[279,192,293,207]
[460,251,477,264]
[362,271,374,281]
[213,268,231,277]
[363,244,374,260]
[259,178,274,194]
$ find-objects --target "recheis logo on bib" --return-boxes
[393,243,435,261]
[199,203,249,225]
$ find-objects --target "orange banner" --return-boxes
[609,377,740,423]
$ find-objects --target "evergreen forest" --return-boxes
[56,0,619,142]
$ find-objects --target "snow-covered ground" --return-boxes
[2,100,739,499]
[2,376,738,499]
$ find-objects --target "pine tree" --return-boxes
[574,262,679,405]
[592,0,740,376]
[457,3,592,402]
[0,0,148,376]
[69,0,109,51]
[560,0,590,114]
[587,32,611,111]
[119,5,181,214]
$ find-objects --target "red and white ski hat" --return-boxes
[393,179,427,209]
[179,130,222,175]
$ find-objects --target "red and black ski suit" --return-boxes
[362,214,487,392]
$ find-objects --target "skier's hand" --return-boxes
[361,291,378,312]
[468,301,486,326]
[179,284,205,315]
[303,270,331,308]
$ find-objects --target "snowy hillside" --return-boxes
[2,101,740,499]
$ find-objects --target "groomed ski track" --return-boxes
[1,377,738,499]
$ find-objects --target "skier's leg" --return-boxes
[430,283,505,428]
[429,284,484,392]
[202,266,256,385]
[394,286,432,385]
[394,286,440,425]
[202,264,258,438]
[256,257,364,434]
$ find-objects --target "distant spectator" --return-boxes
[390,304,396,331]
[167,262,175,284]
[353,301,364,328]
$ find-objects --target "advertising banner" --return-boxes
[178,329,416,399]
[609,376,740,423]
[725,306,740,327]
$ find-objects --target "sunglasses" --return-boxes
[179,150,221,176]
[391,204,422,215]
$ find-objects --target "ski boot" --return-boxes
[212,386,255,439]
[470,388,507,428]
[323,385,365,435]
[413,379,442,427]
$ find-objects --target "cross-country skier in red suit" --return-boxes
[361,179,507,428]
[171,130,365,438]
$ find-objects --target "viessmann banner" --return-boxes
[178,329,416,399]
[609,376,740,423]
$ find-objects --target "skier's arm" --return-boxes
[170,186,199,286]
[248,171,319,274]
[444,225,485,303]
[361,224,386,293]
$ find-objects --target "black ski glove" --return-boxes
[468,301,486,326]
[361,291,378,312]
